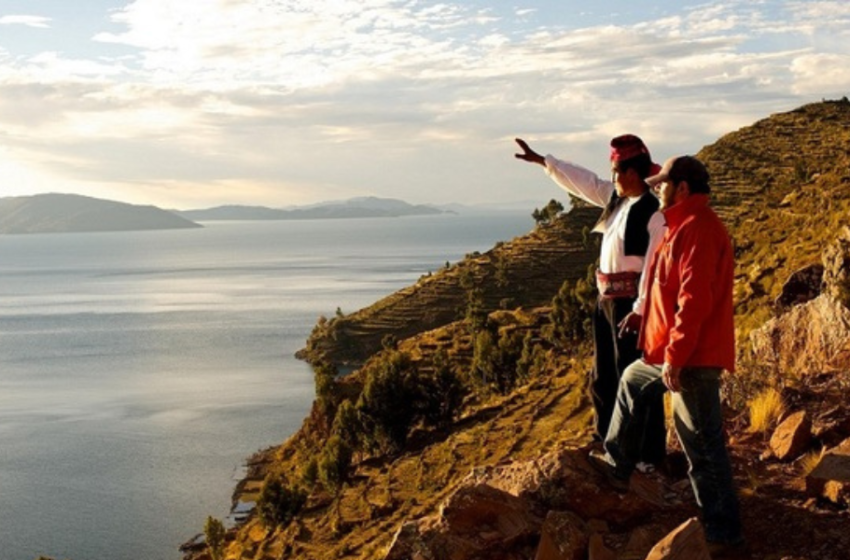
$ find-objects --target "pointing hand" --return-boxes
[514,138,545,166]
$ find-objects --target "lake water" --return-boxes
[0,212,533,560]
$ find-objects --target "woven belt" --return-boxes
[596,270,639,300]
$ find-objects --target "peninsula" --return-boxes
[0,193,201,234]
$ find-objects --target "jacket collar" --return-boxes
[662,193,710,229]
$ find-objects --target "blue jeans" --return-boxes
[603,359,742,544]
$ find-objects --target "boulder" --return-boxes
[750,294,850,376]
[385,483,541,560]
[440,483,542,546]
[644,518,711,560]
[468,447,655,525]
[770,410,812,461]
[533,511,587,560]
[805,438,850,506]
[751,229,850,376]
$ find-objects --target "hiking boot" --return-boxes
[587,449,630,493]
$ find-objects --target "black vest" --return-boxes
[602,191,660,256]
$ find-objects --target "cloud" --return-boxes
[1,0,849,209]
[0,15,51,28]
[790,53,850,95]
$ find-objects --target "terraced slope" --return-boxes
[699,98,850,332]
[300,204,601,365]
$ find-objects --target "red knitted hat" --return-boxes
[609,134,650,162]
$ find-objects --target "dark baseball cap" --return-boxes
[645,155,709,188]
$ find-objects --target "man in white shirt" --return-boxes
[515,135,667,465]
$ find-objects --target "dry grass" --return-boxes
[798,447,825,477]
[747,387,786,435]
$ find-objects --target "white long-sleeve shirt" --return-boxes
[544,154,666,315]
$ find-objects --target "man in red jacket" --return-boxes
[589,156,744,555]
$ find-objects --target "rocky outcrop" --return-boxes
[750,294,850,376]
[750,229,850,376]
[384,447,667,560]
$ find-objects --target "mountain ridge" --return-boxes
[177,196,449,221]
[0,193,200,234]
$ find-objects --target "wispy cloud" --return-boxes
[0,0,849,209]
[0,15,51,28]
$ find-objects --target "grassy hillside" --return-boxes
[182,99,850,560]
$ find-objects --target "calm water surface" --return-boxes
[0,213,532,560]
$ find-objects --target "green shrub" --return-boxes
[331,399,362,450]
[419,348,466,428]
[356,351,419,454]
[204,516,226,560]
[470,327,527,394]
[318,435,353,495]
[257,473,306,527]
[532,199,565,226]
[516,331,546,380]
[301,456,319,488]
[549,266,596,346]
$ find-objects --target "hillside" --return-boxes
[0,193,200,234]
[182,100,850,560]
[299,202,601,365]
[178,197,447,221]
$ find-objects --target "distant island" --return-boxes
[0,193,201,235]
[177,196,449,221]
[0,194,458,235]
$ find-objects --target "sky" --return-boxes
[0,1,849,210]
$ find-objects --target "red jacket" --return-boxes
[639,194,736,372]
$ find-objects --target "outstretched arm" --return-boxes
[514,138,545,166]
[516,137,612,207]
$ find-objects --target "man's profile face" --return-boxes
[657,178,681,210]
[611,163,641,197]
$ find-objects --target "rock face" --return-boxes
[750,230,850,376]
[806,438,850,506]
[750,294,850,376]
[385,447,658,560]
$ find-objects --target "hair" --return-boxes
[617,153,654,180]
[669,156,711,194]
[686,178,711,194]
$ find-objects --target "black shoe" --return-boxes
[707,538,746,558]
[587,449,630,493]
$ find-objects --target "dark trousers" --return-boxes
[592,297,667,463]
[604,361,742,543]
